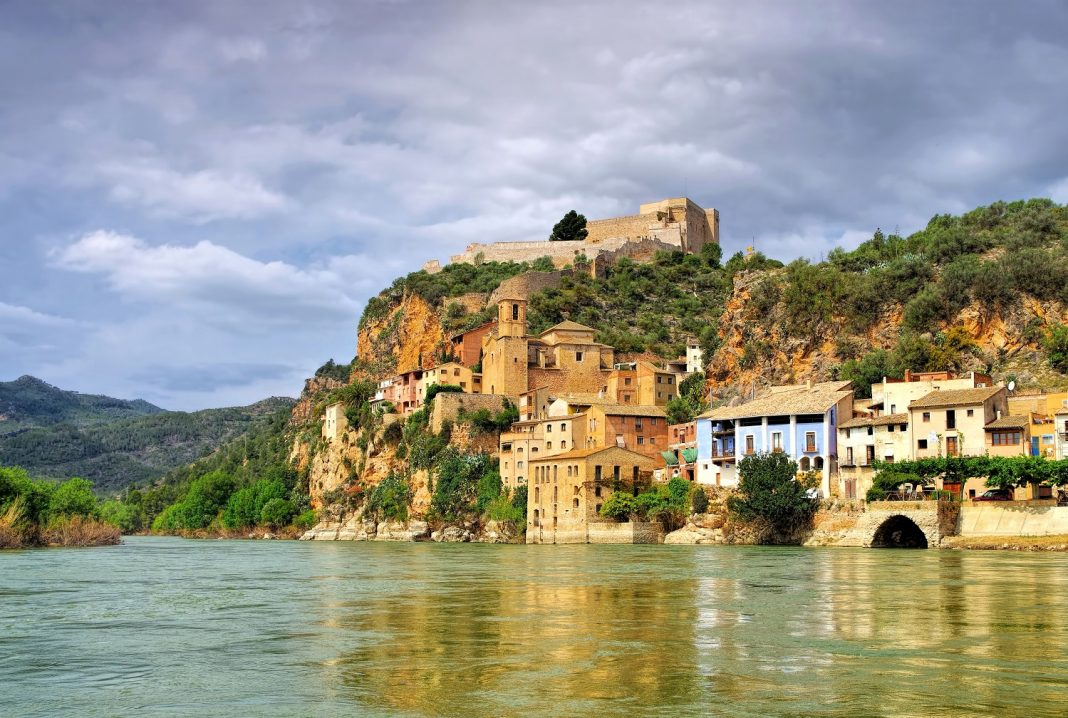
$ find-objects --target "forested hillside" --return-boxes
[0,376,295,492]
[0,375,164,431]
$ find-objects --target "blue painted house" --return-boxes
[695,380,854,495]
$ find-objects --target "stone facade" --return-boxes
[443,197,719,269]
[526,446,657,544]
[429,392,510,434]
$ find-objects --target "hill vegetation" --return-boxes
[0,391,296,493]
[0,375,163,431]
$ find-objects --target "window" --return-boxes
[922,412,931,422]
[845,428,851,438]
[575,351,583,362]
[668,377,674,385]
[638,437,645,445]
[918,439,928,450]
[561,441,567,449]
[635,419,643,429]
[595,486,602,497]
[560,423,566,431]
[991,431,1022,446]
[573,498,579,508]
[771,432,783,451]
[846,447,853,464]
[650,437,656,445]
[546,441,552,450]
[613,466,621,482]
[890,404,896,413]
[624,377,632,385]
[566,466,572,477]
[967,409,974,417]
[511,303,519,320]
[946,410,956,430]
[866,426,873,436]
[651,418,657,426]
[900,424,907,432]
[745,435,755,455]
[517,461,524,468]
[805,432,816,452]
[546,424,552,432]
[453,368,460,376]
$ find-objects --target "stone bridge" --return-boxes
[838,501,961,548]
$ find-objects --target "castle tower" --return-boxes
[497,298,527,338]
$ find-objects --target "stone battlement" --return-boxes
[441,197,718,269]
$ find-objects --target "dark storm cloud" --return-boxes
[1,0,1066,408]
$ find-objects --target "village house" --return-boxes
[663,420,698,482]
[322,403,348,442]
[868,370,994,417]
[1008,392,1068,458]
[420,361,481,396]
[695,380,854,495]
[582,404,668,460]
[526,446,658,544]
[449,320,496,368]
[606,361,679,406]
[480,297,615,400]
[835,413,910,499]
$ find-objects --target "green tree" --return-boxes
[728,453,816,537]
[837,350,900,399]
[1045,323,1068,374]
[366,472,412,522]
[260,497,296,528]
[48,478,99,519]
[549,210,589,242]
[598,491,636,521]
[666,371,710,424]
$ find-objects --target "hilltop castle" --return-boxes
[423,197,719,271]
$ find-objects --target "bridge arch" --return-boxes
[871,514,929,548]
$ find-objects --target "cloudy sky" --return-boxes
[2,1,1067,410]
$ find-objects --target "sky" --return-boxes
[2,1,1068,411]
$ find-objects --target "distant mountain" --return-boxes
[0,376,296,493]
[0,375,165,430]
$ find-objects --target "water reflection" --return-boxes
[3,539,1068,718]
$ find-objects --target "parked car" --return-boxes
[975,488,1014,502]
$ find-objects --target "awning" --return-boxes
[661,450,679,466]
[681,448,698,464]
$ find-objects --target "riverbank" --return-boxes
[0,513,120,549]
[942,534,1068,551]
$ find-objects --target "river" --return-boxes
[1,537,1067,717]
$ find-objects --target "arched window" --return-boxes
[512,303,519,320]
[799,457,811,471]
[534,487,540,502]
[814,456,825,470]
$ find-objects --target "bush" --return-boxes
[727,453,816,536]
[431,450,494,521]
[293,509,318,530]
[865,470,927,501]
[47,478,98,520]
[599,492,636,521]
[260,498,296,528]
[1045,323,1068,374]
[366,473,412,522]
[691,487,709,514]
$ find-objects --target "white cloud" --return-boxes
[98,159,289,222]
[52,230,362,323]
[0,302,80,327]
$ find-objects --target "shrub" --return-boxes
[727,453,816,536]
[599,492,636,521]
[47,478,99,520]
[431,450,493,521]
[293,509,318,530]
[1045,323,1068,374]
[366,473,412,522]
[691,487,709,514]
[865,470,927,501]
[260,498,296,528]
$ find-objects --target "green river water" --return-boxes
[1,536,1067,717]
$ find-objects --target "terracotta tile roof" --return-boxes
[594,404,667,417]
[838,412,909,429]
[554,393,617,406]
[984,415,1029,430]
[697,381,853,421]
[540,320,596,335]
[527,446,657,464]
[909,386,1002,409]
